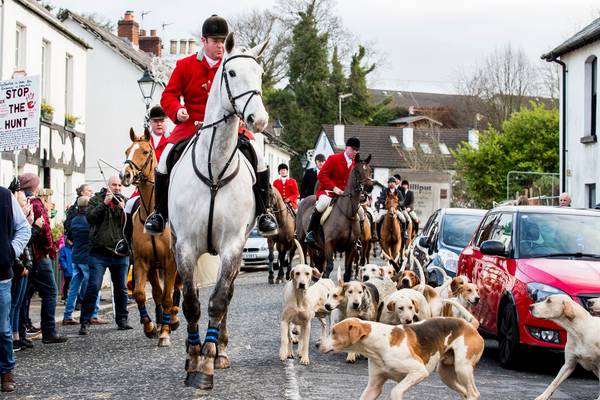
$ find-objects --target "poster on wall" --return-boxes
[0,76,41,151]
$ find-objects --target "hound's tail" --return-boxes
[442,299,480,328]
[427,265,449,283]
[413,256,426,292]
[293,238,306,265]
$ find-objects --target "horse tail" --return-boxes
[293,238,305,265]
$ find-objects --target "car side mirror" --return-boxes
[419,236,429,248]
[480,240,507,257]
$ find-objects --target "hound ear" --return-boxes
[312,268,322,279]
[129,128,136,142]
[412,299,420,314]
[365,154,372,164]
[347,320,370,345]
[144,126,151,142]
[563,299,576,321]
[387,301,396,312]
[225,32,235,54]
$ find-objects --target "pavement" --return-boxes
[12,268,600,400]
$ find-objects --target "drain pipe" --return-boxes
[552,59,567,193]
[0,0,4,80]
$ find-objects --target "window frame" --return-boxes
[15,23,27,71]
[474,212,498,249]
[487,212,514,257]
[41,39,51,102]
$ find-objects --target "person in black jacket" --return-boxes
[374,177,409,240]
[300,153,326,200]
[400,179,420,227]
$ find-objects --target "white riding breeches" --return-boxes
[124,196,139,214]
[403,209,419,224]
[156,140,266,174]
[375,209,406,224]
[316,194,364,221]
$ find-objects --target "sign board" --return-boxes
[0,76,41,151]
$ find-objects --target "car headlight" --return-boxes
[260,245,268,251]
[437,248,459,274]
[527,283,567,303]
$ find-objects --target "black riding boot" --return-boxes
[254,169,278,236]
[401,220,409,241]
[305,210,322,246]
[144,171,169,236]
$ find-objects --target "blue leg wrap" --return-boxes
[162,313,171,325]
[187,331,201,346]
[205,325,220,344]
[139,307,149,318]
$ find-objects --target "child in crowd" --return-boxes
[58,237,73,303]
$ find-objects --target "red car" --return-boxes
[457,206,600,368]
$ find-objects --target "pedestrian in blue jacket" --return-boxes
[58,239,73,302]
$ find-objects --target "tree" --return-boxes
[457,44,542,129]
[452,103,559,207]
[329,46,346,104]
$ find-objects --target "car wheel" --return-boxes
[498,304,521,369]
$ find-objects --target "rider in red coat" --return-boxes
[306,137,361,245]
[145,15,278,237]
[272,163,299,210]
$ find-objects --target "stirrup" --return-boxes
[144,212,165,236]
[257,214,278,237]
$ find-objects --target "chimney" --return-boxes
[170,40,178,55]
[402,127,414,149]
[188,38,197,54]
[139,29,146,37]
[117,11,139,48]
[139,29,162,57]
[179,39,188,54]
[468,129,479,149]
[334,125,345,148]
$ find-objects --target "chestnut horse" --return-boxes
[267,188,296,284]
[121,128,180,346]
[380,191,403,265]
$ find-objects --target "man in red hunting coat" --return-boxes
[272,163,299,210]
[144,15,277,236]
[306,137,362,245]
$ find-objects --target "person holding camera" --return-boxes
[79,176,132,335]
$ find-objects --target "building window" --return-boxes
[65,54,74,115]
[41,40,51,102]
[15,23,26,71]
[419,143,431,154]
[584,55,598,140]
[389,135,399,144]
[439,143,450,155]
[587,183,596,208]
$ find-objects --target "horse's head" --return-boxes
[348,153,373,195]
[120,127,156,187]
[385,191,398,214]
[220,33,269,132]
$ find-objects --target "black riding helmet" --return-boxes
[278,163,288,172]
[202,15,229,39]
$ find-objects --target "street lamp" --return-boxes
[273,119,284,137]
[338,93,352,125]
[300,154,309,170]
[137,68,157,127]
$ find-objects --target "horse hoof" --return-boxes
[193,373,214,390]
[144,327,158,339]
[170,320,180,332]
[276,278,283,284]
[268,278,274,284]
[184,371,196,387]
[158,337,171,347]
[214,355,230,369]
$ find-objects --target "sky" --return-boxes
[49,0,600,94]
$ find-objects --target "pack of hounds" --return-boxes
[280,248,600,400]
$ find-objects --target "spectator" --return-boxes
[0,184,32,392]
[272,163,300,210]
[300,153,326,200]
[9,186,34,352]
[58,238,73,303]
[62,196,105,326]
[79,176,132,335]
[18,173,67,344]
[64,184,93,243]
[558,192,571,207]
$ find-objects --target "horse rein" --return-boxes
[123,145,155,186]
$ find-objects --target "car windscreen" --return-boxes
[441,214,484,249]
[518,212,600,258]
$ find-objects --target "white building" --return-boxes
[60,10,166,192]
[252,130,296,182]
[312,124,473,224]
[0,0,89,218]
[543,18,600,208]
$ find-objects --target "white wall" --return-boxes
[310,131,334,168]
[562,42,600,208]
[63,18,164,194]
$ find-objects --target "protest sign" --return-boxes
[0,76,41,151]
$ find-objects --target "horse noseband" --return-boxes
[221,54,263,125]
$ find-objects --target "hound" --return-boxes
[441,280,480,319]
[380,288,431,325]
[395,262,443,317]
[324,317,484,399]
[530,295,600,400]
[588,297,600,316]
[359,264,384,282]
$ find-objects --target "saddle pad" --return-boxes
[320,204,334,225]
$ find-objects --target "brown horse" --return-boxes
[381,191,403,265]
[296,154,373,281]
[267,188,296,284]
[121,127,180,346]
[358,203,372,266]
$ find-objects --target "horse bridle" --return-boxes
[123,145,155,186]
[220,54,262,122]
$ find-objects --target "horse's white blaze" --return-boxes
[123,143,140,176]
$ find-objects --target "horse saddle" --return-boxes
[320,203,335,225]
[165,133,259,175]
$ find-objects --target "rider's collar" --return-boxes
[344,152,353,167]
[196,51,221,68]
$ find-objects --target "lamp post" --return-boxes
[300,154,309,170]
[273,119,283,137]
[338,93,352,125]
[137,68,157,127]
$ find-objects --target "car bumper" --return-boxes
[242,250,270,265]
[517,304,566,349]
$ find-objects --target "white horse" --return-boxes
[168,33,269,390]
